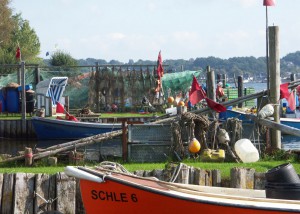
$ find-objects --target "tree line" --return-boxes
[1,1,300,80]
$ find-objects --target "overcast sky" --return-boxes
[10,0,300,62]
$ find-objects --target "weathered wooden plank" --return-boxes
[230,167,255,189]
[1,173,14,214]
[245,168,255,189]
[4,120,10,138]
[0,120,4,137]
[56,172,76,214]
[212,169,221,187]
[188,166,196,184]
[133,170,144,177]
[13,173,35,214]
[0,174,3,211]
[193,168,208,186]
[15,120,21,138]
[254,172,266,190]
[176,164,189,184]
[10,120,16,138]
[151,169,164,180]
[231,167,244,188]
[35,174,56,213]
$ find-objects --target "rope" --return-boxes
[180,112,210,149]
[96,161,132,175]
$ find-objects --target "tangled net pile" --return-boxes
[171,112,210,159]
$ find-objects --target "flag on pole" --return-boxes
[287,90,296,111]
[56,101,65,113]
[189,76,226,112]
[189,76,205,105]
[280,83,290,99]
[157,51,164,78]
[15,47,21,60]
[263,0,275,6]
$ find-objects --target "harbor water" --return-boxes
[0,82,299,156]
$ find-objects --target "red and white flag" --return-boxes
[263,0,275,6]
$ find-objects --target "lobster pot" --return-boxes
[6,87,19,113]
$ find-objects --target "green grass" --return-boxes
[0,160,299,178]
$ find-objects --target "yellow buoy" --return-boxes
[188,138,201,153]
[177,101,185,107]
[168,96,174,103]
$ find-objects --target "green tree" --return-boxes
[50,50,78,67]
[10,14,41,63]
[0,1,41,65]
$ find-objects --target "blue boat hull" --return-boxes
[225,109,300,129]
[31,116,122,140]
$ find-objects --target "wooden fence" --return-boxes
[0,165,266,214]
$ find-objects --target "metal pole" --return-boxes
[266,6,270,92]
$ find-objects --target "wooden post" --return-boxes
[207,66,216,118]
[217,73,221,83]
[291,73,296,82]
[34,65,40,84]
[21,62,26,133]
[222,73,227,87]
[122,119,128,162]
[65,96,70,113]
[269,26,281,149]
[206,66,216,101]
[238,76,244,108]
[95,62,100,112]
[24,147,33,166]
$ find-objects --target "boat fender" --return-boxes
[258,104,274,119]
[216,128,230,144]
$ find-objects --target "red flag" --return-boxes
[188,76,226,112]
[263,0,275,6]
[287,91,296,111]
[15,47,21,59]
[280,83,290,99]
[157,51,164,78]
[65,112,78,122]
[56,101,65,113]
[205,98,227,113]
[189,76,206,105]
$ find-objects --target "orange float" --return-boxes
[168,96,174,103]
[177,101,185,107]
[188,138,201,153]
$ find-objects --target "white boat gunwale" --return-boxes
[66,166,300,213]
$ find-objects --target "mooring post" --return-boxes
[238,76,244,108]
[269,26,281,149]
[122,119,128,162]
[24,147,32,166]
[206,66,216,101]
[207,66,216,118]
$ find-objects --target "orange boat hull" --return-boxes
[79,171,299,214]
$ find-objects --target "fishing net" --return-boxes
[0,65,202,111]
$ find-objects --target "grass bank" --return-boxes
[0,160,299,178]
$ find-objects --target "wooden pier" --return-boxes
[0,164,266,214]
[0,119,36,139]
